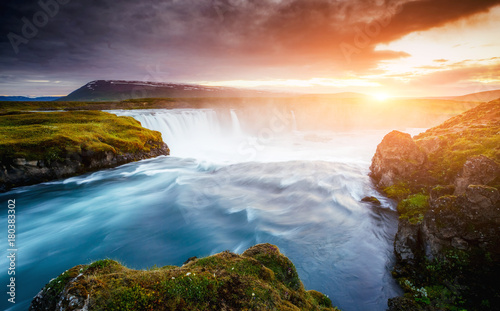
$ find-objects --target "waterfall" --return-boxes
[132,109,222,147]
[111,109,248,160]
[109,108,404,164]
[230,109,243,137]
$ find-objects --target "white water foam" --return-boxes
[109,108,425,165]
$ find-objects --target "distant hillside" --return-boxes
[0,96,61,101]
[299,92,370,99]
[452,89,500,102]
[58,80,281,102]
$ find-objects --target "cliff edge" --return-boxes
[0,111,169,191]
[370,101,500,310]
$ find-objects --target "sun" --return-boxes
[372,93,391,101]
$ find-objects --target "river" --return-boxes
[2,107,426,310]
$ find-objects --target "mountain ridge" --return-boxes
[57,80,284,102]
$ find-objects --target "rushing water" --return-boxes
[1,108,427,311]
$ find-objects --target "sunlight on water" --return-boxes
[1,108,427,311]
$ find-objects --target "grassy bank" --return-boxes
[31,244,338,311]
[0,111,164,162]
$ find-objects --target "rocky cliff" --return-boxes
[370,101,500,310]
[0,111,169,191]
[30,244,337,311]
[0,143,169,191]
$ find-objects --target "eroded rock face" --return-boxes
[394,185,500,264]
[0,141,169,192]
[370,130,427,188]
[394,219,422,264]
[454,155,500,195]
[30,266,90,311]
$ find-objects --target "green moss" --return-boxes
[432,185,445,192]
[415,102,500,184]
[383,182,411,201]
[394,247,499,310]
[0,111,164,162]
[85,259,124,275]
[308,290,334,308]
[397,194,429,224]
[426,129,500,183]
[242,243,302,291]
[36,244,339,311]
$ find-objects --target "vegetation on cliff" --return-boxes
[371,101,500,310]
[415,100,500,186]
[372,100,500,200]
[390,185,500,310]
[0,111,169,191]
[0,111,165,162]
[30,244,338,311]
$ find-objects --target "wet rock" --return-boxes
[361,196,382,206]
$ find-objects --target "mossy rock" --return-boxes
[242,243,302,291]
[361,196,382,206]
[384,182,411,201]
[397,194,429,224]
[30,244,339,311]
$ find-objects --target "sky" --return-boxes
[1,0,499,97]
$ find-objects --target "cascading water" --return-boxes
[0,108,426,311]
[230,109,244,138]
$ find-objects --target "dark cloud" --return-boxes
[0,0,499,94]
